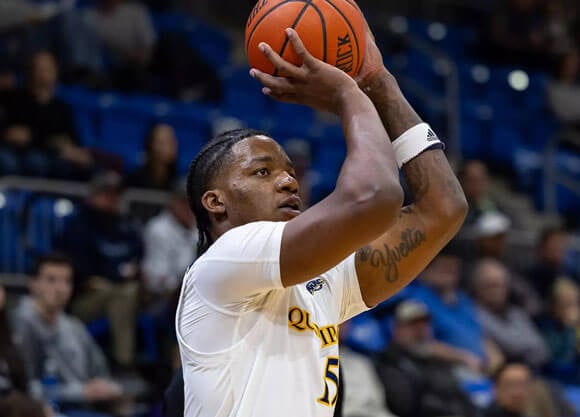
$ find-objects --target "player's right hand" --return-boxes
[250,28,360,115]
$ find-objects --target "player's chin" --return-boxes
[277,207,302,220]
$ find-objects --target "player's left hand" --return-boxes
[353,15,386,86]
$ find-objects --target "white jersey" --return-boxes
[176,221,368,417]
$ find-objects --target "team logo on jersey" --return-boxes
[306,278,326,295]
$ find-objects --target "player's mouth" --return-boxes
[278,195,302,216]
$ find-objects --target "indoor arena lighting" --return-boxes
[389,16,408,34]
[471,65,490,84]
[508,70,529,91]
[428,23,447,41]
[0,193,5,210]
[54,199,74,217]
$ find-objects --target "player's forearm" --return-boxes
[334,87,402,216]
[359,68,422,140]
[361,70,467,232]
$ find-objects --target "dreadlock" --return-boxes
[187,128,268,256]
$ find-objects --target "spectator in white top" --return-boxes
[142,178,198,297]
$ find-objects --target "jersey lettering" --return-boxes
[288,306,339,348]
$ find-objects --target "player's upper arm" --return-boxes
[355,203,465,307]
[194,221,286,307]
[280,181,403,288]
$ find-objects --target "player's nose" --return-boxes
[276,171,298,193]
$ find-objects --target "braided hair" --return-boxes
[187,128,268,256]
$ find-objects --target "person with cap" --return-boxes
[464,211,542,317]
[54,170,143,372]
[374,300,483,417]
[142,177,198,298]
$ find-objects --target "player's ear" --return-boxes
[201,189,226,216]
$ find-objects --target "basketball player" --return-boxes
[175,22,468,417]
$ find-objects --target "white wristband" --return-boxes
[393,123,444,168]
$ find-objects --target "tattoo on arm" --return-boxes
[356,228,426,283]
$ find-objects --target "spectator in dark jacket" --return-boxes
[484,362,533,417]
[527,227,573,299]
[375,300,482,417]
[537,278,580,384]
[0,285,28,398]
[0,51,94,179]
[54,171,143,370]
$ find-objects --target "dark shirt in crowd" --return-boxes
[125,165,177,191]
[0,88,79,149]
[54,204,143,285]
[484,403,529,417]
[374,344,480,417]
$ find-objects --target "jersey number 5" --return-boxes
[317,356,340,407]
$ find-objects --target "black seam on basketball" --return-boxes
[306,2,327,63]
[343,0,357,8]
[323,0,361,74]
[245,0,308,55]
[273,0,313,77]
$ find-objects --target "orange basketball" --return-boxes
[245,0,366,78]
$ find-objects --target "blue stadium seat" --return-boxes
[98,94,154,170]
[341,311,387,354]
[0,190,24,273]
[24,196,78,258]
[188,23,232,69]
[57,85,101,147]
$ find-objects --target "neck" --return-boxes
[33,299,58,325]
[149,162,170,182]
[32,85,54,103]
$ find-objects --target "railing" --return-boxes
[0,176,171,280]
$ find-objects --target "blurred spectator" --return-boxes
[483,0,558,70]
[0,51,94,179]
[374,300,481,417]
[472,258,548,370]
[84,0,156,92]
[142,177,197,297]
[0,391,49,417]
[0,0,103,79]
[126,124,178,191]
[339,320,397,417]
[537,278,580,384]
[149,31,224,102]
[54,171,143,370]
[547,51,580,128]
[527,227,571,298]
[468,212,542,316]
[12,253,122,413]
[484,362,533,417]
[458,160,501,226]
[340,345,397,417]
[544,0,575,55]
[472,211,512,260]
[283,138,321,208]
[408,251,487,360]
[0,285,29,398]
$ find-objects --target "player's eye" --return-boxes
[255,168,269,177]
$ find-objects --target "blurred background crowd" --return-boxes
[0,0,579,417]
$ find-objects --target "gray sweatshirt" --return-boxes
[476,304,549,368]
[12,297,110,404]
